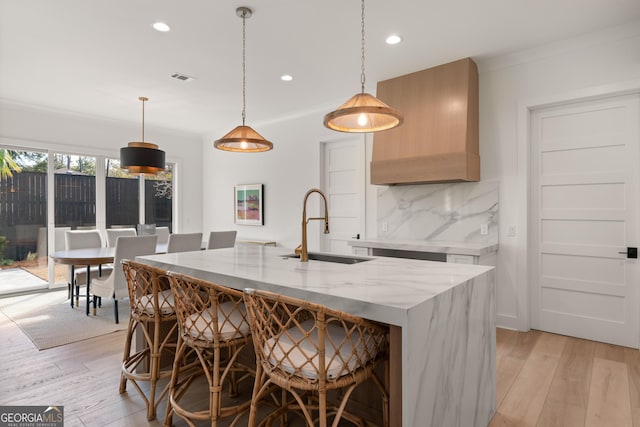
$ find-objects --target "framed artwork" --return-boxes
[234,184,264,225]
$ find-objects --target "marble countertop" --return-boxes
[137,245,493,327]
[348,239,499,256]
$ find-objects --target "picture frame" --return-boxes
[234,184,264,225]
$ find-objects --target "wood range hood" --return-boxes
[371,57,479,185]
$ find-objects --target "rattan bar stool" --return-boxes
[164,271,254,427]
[243,288,390,427]
[120,260,177,420]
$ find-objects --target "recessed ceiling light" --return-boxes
[280,74,294,82]
[152,22,171,32]
[385,34,403,45]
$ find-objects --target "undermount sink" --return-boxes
[282,252,371,264]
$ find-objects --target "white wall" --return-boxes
[0,101,204,233]
[478,21,640,329]
[201,20,640,332]
[201,107,369,250]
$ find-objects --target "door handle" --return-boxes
[618,247,638,259]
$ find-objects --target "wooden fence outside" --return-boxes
[0,172,171,260]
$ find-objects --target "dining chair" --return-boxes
[106,227,137,247]
[243,288,390,427]
[164,271,254,427]
[155,226,170,245]
[65,229,112,306]
[207,230,237,250]
[90,235,158,323]
[166,232,203,253]
[120,259,177,420]
[137,223,156,235]
[54,227,71,252]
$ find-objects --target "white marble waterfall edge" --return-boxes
[407,269,496,426]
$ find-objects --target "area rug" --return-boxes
[0,289,129,350]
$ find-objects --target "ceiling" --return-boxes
[2,0,639,137]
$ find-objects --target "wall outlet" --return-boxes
[508,225,516,237]
[381,222,388,232]
[480,223,488,235]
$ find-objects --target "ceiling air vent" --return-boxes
[170,72,196,82]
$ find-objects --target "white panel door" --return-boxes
[321,139,365,254]
[531,94,640,348]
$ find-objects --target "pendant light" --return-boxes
[214,7,273,152]
[120,97,165,174]
[324,0,403,133]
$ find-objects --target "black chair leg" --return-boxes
[114,300,119,324]
[69,265,75,307]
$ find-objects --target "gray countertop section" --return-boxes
[348,239,499,256]
[137,245,493,327]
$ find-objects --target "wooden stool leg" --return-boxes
[146,319,161,420]
[119,317,136,394]
[164,335,185,427]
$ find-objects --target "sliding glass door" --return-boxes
[1,147,175,293]
[0,148,49,294]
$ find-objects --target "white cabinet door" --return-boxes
[531,94,640,348]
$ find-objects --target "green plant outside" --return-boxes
[0,235,12,265]
[0,149,22,179]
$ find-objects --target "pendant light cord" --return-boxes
[360,0,366,93]
[242,10,247,126]
[140,96,146,142]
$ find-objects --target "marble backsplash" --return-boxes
[377,180,499,243]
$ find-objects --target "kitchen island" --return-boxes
[137,245,495,427]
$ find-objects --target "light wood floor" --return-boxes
[491,328,639,427]
[1,306,639,426]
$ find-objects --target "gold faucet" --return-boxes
[295,188,330,262]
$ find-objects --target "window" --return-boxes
[105,157,139,228]
[54,153,96,229]
[145,164,173,231]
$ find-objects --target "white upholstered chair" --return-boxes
[155,226,170,245]
[106,227,137,247]
[90,234,158,323]
[137,223,156,235]
[166,232,202,253]
[206,230,237,250]
[54,227,71,252]
[65,229,112,306]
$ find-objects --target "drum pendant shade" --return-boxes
[120,142,165,175]
[120,97,165,174]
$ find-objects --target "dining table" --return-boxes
[50,243,168,315]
